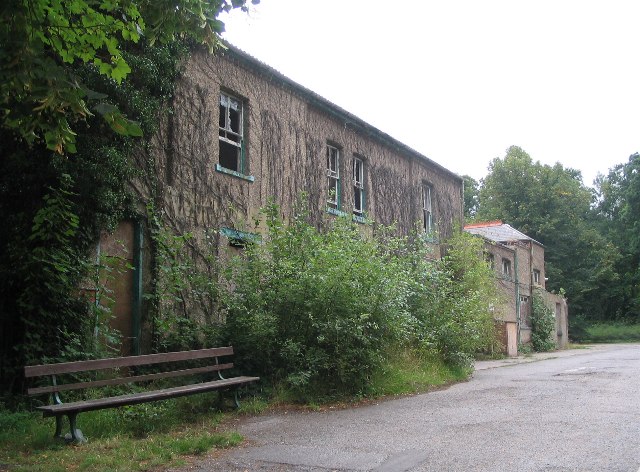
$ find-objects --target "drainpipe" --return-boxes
[514,249,521,346]
[132,220,143,355]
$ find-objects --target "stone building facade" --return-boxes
[465,221,569,356]
[106,44,466,354]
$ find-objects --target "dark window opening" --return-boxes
[422,184,433,233]
[353,157,365,215]
[219,140,240,172]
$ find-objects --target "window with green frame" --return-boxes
[353,156,366,216]
[219,92,244,173]
[327,144,341,210]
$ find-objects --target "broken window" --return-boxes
[219,92,244,172]
[533,269,541,285]
[353,157,365,215]
[502,258,512,280]
[422,184,433,233]
[327,145,340,209]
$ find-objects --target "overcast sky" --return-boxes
[220,0,639,187]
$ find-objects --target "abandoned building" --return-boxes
[464,221,569,356]
[98,43,466,355]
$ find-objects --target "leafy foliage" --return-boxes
[476,145,622,321]
[147,206,224,352]
[530,291,556,352]
[0,41,186,393]
[462,175,480,220]
[221,201,498,400]
[594,153,640,321]
[0,0,257,154]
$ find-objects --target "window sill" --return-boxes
[326,207,347,217]
[421,233,439,244]
[215,164,255,182]
[352,214,368,224]
[220,227,261,244]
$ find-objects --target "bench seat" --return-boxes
[25,346,259,443]
[37,376,260,417]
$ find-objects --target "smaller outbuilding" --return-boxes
[464,221,569,356]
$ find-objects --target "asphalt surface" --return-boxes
[178,344,640,472]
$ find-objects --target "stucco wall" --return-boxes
[133,46,464,252]
[125,46,464,331]
[484,242,517,324]
[531,241,546,290]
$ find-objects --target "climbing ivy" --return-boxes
[0,40,187,394]
[531,290,556,352]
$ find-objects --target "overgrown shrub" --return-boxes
[531,291,556,352]
[416,232,501,365]
[222,204,410,398]
[221,201,499,399]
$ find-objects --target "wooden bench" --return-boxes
[24,346,259,443]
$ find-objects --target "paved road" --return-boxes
[183,344,640,472]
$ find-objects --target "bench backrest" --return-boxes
[25,346,235,396]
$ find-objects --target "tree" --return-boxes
[0,0,257,393]
[462,175,479,221]
[0,0,258,154]
[594,153,640,320]
[477,146,623,321]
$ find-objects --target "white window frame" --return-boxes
[422,184,433,233]
[327,145,340,209]
[218,92,244,172]
[533,269,541,285]
[353,157,365,215]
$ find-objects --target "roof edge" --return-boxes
[219,42,463,183]
[464,220,503,229]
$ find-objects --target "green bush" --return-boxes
[222,202,499,400]
[582,322,640,343]
[531,291,556,352]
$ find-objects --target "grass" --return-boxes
[0,351,474,471]
[582,322,640,343]
[369,349,472,397]
[0,394,243,472]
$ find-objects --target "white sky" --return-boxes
[220,0,640,187]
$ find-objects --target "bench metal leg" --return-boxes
[233,390,241,409]
[54,415,64,439]
[65,413,86,444]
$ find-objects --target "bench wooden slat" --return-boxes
[24,346,234,377]
[36,376,260,416]
[27,363,234,395]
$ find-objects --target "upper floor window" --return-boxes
[533,269,541,285]
[485,252,495,270]
[327,145,340,209]
[353,157,365,215]
[422,184,433,233]
[502,258,512,279]
[219,92,244,173]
